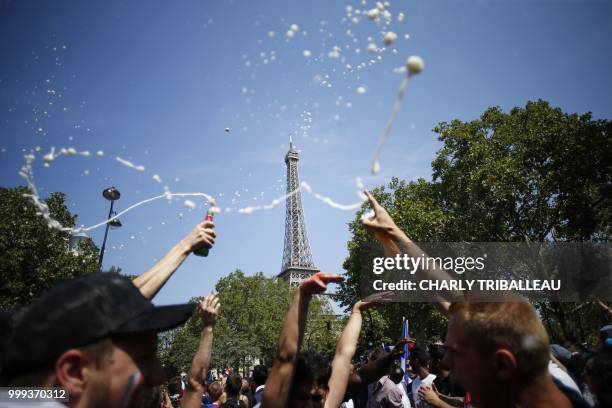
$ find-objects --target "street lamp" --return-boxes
[108,211,122,228]
[69,230,91,254]
[99,187,121,270]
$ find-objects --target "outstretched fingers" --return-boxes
[299,272,345,295]
[315,272,345,284]
[210,295,220,311]
[363,190,383,214]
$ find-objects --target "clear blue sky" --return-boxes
[1,0,611,306]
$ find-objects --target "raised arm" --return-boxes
[361,190,455,315]
[325,300,380,408]
[263,272,344,408]
[181,294,220,408]
[346,338,409,395]
[133,220,216,299]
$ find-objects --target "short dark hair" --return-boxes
[225,373,242,397]
[253,365,268,386]
[429,344,446,361]
[389,365,404,384]
[369,347,383,362]
[167,376,183,395]
[132,385,163,408]
[409,346,431,367]
[592,348,612,374]
[294,350,331,388]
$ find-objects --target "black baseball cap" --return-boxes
[2,272,194,379]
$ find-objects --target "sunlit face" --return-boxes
[102,332,165,408]
[444,313,492,405]
[290,381,328,408]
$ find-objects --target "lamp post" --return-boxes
[99,186,121,270]
[69,230,91,254]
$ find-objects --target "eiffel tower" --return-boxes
[278,138,320,287]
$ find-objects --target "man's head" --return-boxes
[225,372,242,398]
[209,380,223,402]
[585,347,612,408]
[2,273,193,407]
[240,378,250,395]
[368,347,383,363]
[444,300,550,406]
[389,364,404,384]
[252,364,268,387]
[289,350,331,408]
[167,375,183,396]
[408,346,431,374]
[131,385,164,408]
[428,343,448,376]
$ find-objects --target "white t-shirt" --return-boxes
[341,399,355,408]
[411,373,437,408]
[396,380,412,408]
[548,360,582,396]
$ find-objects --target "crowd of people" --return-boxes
[1,191,611,407]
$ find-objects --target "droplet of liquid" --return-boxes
[371,160,381,175]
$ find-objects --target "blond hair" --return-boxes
[449,299,550,379]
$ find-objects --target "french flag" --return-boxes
[401,317,410,382]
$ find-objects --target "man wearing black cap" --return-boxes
[2,272,196,407]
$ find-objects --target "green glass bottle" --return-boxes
[193,209,215,257]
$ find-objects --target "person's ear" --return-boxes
[494,349,517,380]
[54,349,91,398]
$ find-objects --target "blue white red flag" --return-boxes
[401,317,410,382]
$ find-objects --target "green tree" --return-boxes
[337,100,611,345]
[336,179,453,344]
[162,270,338,374]
[0,186,100,310]
[432,100,611,242]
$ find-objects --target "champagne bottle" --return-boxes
[193,209,215,257]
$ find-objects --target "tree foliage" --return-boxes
[161,270,337,374]
[431,100,611,242]
[0,186,100,310]
[336,100,611,346]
